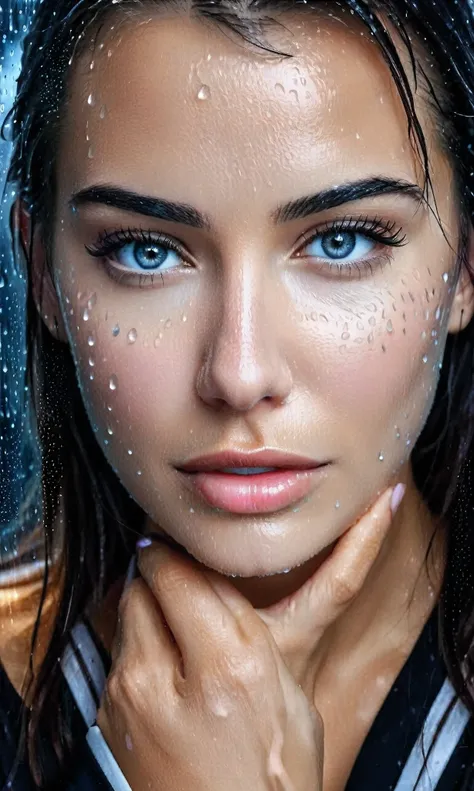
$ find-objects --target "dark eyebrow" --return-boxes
[272,177,424,223]
[69,185,212,230]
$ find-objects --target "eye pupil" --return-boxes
[134,242,167,269]
[321,231,356,259]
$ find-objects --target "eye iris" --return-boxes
[134,241,167,269]
[321,231,356,259]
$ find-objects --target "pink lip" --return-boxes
[178,449,324,472]
[178,467,328,514]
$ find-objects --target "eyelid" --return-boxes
[291,215,407,258]
[85,227,195,266]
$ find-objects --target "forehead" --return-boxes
[58,11,438,209]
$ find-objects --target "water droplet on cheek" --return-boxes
[127,328,137,344]
[109,375,118,390]
[197,84,210,100]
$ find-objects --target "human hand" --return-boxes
[96,539,324,791]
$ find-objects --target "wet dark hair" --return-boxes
[3,0,474,787]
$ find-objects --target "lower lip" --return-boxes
[179,467,327,514]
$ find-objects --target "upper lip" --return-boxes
[177,450,326,472]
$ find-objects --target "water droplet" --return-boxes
[87,293,97,309]
[109,375,118,391]
[442,272,449,283]
[154,333,163,347]
[182,314,187,322]
[127,449,133,455]
[99,105,107,119]
[197,84,210,100]
[87,93,95,107]
[395,427,401,439]
[190,508,195,513]
[88,357,95,367]
[82,308,89,321]
[378,452,384,461]
[112,324,120,337]
[341,332,350,340]
[0,275,4,288]
[87,335,95,347]
[422,354,428,364]
[335,500,341,509]
[88,145,94,159]
[107,426,114,436]
[127,328,137,344]
[165,319,172,329]
[386,320,393,333]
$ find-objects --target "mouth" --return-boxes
[176,449,329,515]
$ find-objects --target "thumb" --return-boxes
[256,484,405,665]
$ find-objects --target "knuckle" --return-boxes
[331,571,360,606]
[222,650,268,687]
[106,660,146,708]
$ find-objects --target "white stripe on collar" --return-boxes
[394,677,470,790]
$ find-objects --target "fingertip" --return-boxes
[390,483,406,517]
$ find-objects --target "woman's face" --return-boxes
[48,10,471,582]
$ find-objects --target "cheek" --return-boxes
[295,276,451,471]
[59,288,196,483]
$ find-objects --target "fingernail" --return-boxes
[136,536,153,550]
[390,483,406,516]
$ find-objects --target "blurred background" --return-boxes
[0,0,42,571]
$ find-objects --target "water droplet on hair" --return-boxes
[112,324,120,337]
[87,335,95,347]
[127,328,137,344]
[109,375,118,391]
[197,84,210,100]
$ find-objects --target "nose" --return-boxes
[196,260,293,413]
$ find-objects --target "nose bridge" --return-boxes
[197,253,292,411]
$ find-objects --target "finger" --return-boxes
[257,485,402,642]
[112,577,180,679]
[137,540,261,670]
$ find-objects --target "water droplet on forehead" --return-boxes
[109,375,118,391]
[127,328,137,344]
[197,84,210,101]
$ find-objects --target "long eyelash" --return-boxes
[85,227,185,258]
[300,215,408,249]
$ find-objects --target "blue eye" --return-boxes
[115,241,181,272]
[305,230,375,262]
